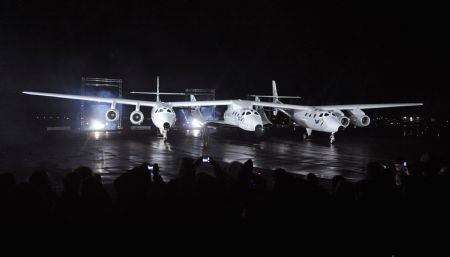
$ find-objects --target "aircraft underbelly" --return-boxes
[294,117,330,132]
[293,118,308,128]
[224,116,238,126]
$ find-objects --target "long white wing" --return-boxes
[22,91,158,107]
[251,101,422,111]
[22,91,233,108]
[251,101,313,111]
[23,91,423,111]
[315,103,423,111]
[168,100,234,107]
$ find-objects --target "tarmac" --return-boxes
[0,127,437,191]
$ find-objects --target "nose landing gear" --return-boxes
[158,128,168,142]
[303,128,313,140]
[163,130,168,142]
[160,122,171,142]
[330,132,335,144]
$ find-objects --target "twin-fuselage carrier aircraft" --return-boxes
[251,80,423,142]
[23,77,422,143]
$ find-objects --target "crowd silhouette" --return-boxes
[1,152,449,256]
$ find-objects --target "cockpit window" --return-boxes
[246,112,251,115]
[242,112,245,116]
[254,112,259,115]
[167,109,172,113]
[325,113,329,116]
[314,114,317,118]
[332,113,336,116]
[319,113,323,117]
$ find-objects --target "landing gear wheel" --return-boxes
[330,133,335,144]
[162,129,168,142]
[302,133,308,140]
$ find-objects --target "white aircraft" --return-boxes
[22,77,274,141]
[22,78,422,143]
[251,80,423,143]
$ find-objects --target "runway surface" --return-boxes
[0,127,440,190]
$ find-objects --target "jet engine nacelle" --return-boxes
[348,109,370,127]
[332,111,350,128]
[105,109,119,122]
[130,110,144,125]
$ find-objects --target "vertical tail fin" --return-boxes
[156,76,160,102]
[272,80,279,103]
[254,96,272,126]
[190,94,200,111]
[189,94,204,123]
[272,80,279,115]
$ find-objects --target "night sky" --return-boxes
[1,0,449,138]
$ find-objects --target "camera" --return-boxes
[403,161,408,167]
[202,156,210,163]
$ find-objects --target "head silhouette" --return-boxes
[178,157,195,179]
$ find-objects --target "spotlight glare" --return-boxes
[90,119,105,130]
[191,118,203,128]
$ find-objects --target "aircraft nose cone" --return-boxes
[254,124,264,137]
[163,122,170,129]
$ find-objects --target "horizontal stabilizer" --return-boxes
[249,95,301,99]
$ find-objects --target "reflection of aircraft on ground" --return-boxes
[23,77,422,143]
[251,80,423,143]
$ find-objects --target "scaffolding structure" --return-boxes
[80,77,123,130]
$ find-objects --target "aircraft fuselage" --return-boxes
[292,110,343,133]
[223,100,263,132]
[151,103,176,134]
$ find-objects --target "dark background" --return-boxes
[1,0,448,142]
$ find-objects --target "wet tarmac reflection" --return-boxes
[0,129,439,189]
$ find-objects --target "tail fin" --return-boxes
[156,76,160,102]
[189,94,204,122]
[253,96,272,126]
[272,80,279,103]
[272,80,279,115]
[190,94,200,111]
[249,81,300,102]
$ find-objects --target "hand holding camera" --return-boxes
[147,163,160,175]
[202,156,210,164]
[196,155,213,165]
